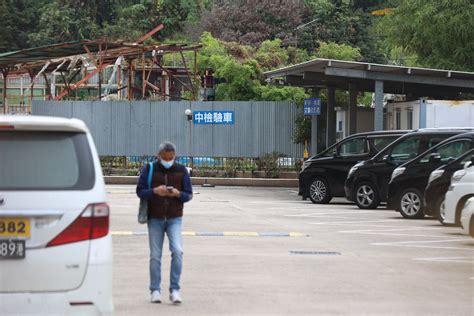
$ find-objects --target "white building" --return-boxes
[386,99,474,130]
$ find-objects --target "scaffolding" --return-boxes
[0,24,201,114]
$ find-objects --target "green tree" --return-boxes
[28,1,99,46]
[378,0,474,71]
[317,42,362,61]
[0,0,46,52]
[301,0,386,63]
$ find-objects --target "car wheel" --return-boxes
[398,188,425,219]
[432,196,444,219]
[437,198,447,224]
[309,177,332,204]
[354,182,380,209]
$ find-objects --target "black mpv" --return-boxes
[424,149,474,222]
[345,129,473,210]
[299,131,408,204]
[387,132,474,219]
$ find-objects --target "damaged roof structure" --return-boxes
[0,24,201,114]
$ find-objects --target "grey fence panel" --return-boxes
[32,100,304,158]
[33,101,73,118]
[110,101,131,156]
[130,101,151,156]
[71,101,93,130]
[91,102,113,155]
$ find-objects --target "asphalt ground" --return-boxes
[108,185,474,316]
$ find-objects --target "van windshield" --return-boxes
[0,131,95,190]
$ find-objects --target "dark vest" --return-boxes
[148,161,186,219]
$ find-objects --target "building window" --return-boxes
[407,109,413,129]
[395,109,401,130]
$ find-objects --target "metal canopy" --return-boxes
[264,58,474,96]
[0,40,124,67]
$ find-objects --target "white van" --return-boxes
[0,116,113,315]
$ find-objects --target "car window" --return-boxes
[371,136,398,151]
[389,136,421,162]
[318,143,338,158]
[339,138,368,157]
[419,140,472,163]
[0,131,95,190]
[427,137,445,148]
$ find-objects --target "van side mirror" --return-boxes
[382,155,390,163]
[332,149,338,158]
[428,153,442,163]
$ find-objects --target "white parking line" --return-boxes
[342,232,458,238]
[373,239,474,251]
[284,210,375,217]
[413,256,474,264]
[310,219,401,225]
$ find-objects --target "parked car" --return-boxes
[460,197,474,237]
[424,149,474,221]
[387,133,474,219]
[444,161,474,226]
[299,130,409,204]
[0,116,113,315]
[345,128,473,209]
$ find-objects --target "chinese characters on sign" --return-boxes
[304,98,321,116]
[193,111,235,125]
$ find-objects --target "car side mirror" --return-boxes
[465,161,473,169]
[332,149,338,158]
[382,155,390,163]
[428,153,442,163]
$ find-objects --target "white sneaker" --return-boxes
[170,290,182,304]
[151,290,162,303]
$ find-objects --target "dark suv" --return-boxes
[424,149,474,223]
[345,129,473,209]
[387,133,474,219]
[299,131,408,204]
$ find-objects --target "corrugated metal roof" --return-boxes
[265,58,474,81]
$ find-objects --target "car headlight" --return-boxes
[451,170,467,183]
[428,170,444,184]
[391,167,406,182]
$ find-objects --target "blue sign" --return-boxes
[193,111,235,125]
[304,98,321,116]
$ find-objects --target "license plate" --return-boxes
[0,240,25,259]
[0,217,30,238]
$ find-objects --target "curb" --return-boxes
[104,176,298,188]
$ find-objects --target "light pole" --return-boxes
[185,108,193,171]
[294,18,319,51]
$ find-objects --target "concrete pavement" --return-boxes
[108,185,474,316]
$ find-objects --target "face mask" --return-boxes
[160,159,175,169]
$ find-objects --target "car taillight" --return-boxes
[47,203,109,247]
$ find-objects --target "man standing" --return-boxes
[136,141,193,304]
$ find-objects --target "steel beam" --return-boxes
[374,80,384,131]
[311,88,320,156]
[348,83,357,135]
[327,86,336,146]
[325,67,474,89]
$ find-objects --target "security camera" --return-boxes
[185,109,192,121]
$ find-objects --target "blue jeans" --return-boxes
[148,217,183,293]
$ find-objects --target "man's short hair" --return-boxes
[158,141,176,154]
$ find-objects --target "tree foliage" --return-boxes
[200,0,307,46]
[377,0,474,71]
